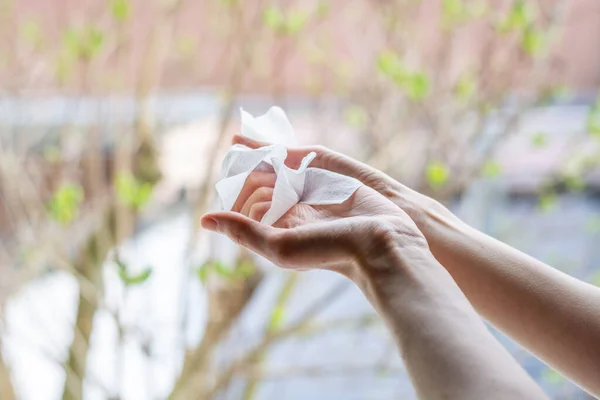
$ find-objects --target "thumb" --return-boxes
[202,212,367,269]
[202,212,274,259]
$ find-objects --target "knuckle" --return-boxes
[246,172,259,186]
[249,202,269,220]
[312,144,329,154]
[363,218,427,255]
[369,220,398,249]
[256,186,273,198]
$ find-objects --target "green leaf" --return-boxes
[47,183,84,225]
[403,72,430,101]
[285,9,308,35]
[343,105,368,130]
[62,26,105,61]
[426,162,450,190]
[268,273,297,332]
[115,172,153,210]
[542,368,564,385]
[196,263,211,284]
[498,0,534,33]
[110,0,130,22]
[441,0,467,26]
[538,192,557,213]
[268,305,286,331]
[116,260,153,286]
[196,259,256,284]
[521,26,545,57]
[454,72,477,101]
[564,174,585,192]
[481,161,501,178]
[213,261,235,279]
[235,259,256,279]
[376,51,429,100]
[376,50,405,79]
[21,19,42,48]
[531,132,548,148]
[263,5,284,32]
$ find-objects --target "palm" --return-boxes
[274,186,409,229]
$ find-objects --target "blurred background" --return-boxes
[0,0,599,399]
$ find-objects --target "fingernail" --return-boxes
[202,217,219,232]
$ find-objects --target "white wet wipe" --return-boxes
[216,107,362,225]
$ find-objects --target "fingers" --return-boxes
[249,201,271,222]
[240,186,274,223]
[201,211,364,269]
[232,134,269,149]
[232,171,276,212]
[232,135,371,182]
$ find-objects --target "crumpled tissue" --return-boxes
[215,106,362,225]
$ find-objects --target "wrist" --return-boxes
[352,220,454,311]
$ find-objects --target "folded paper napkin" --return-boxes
[216,106,362,226]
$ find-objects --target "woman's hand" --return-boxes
[202,170,430,294]
[201,137,548,400]
[225,136,600,397]
[230,135,458,233]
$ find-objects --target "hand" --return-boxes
[202,172,430,292]
[203,137,552,400]
[230,135,457,232]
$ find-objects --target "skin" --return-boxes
[228,135,600,398]
[202,138,550,399]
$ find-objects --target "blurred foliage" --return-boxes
[262,5,309,35]
[454,72,477,102]
[42,145,62,164]
[47,183,84,225]
[115,172,153,210]
[116,259,153,286]
[0,0,596,398]
[441,0,487,27]
[343,104,368,130]
[481,161,502,178]
[587,97,600,138]
[531,132,548,148]
[110,0,131,22]
[267,273,297,332]
[537,84,571,106]
[377,50,430,101]
[537,192,558,213]
[62,26,105,62]
[498,0,535,33]
[196,259,256,284]
[520,25,546,57]
[176,36,197,59]
[426,162,450,190]
[20,18,42,49]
